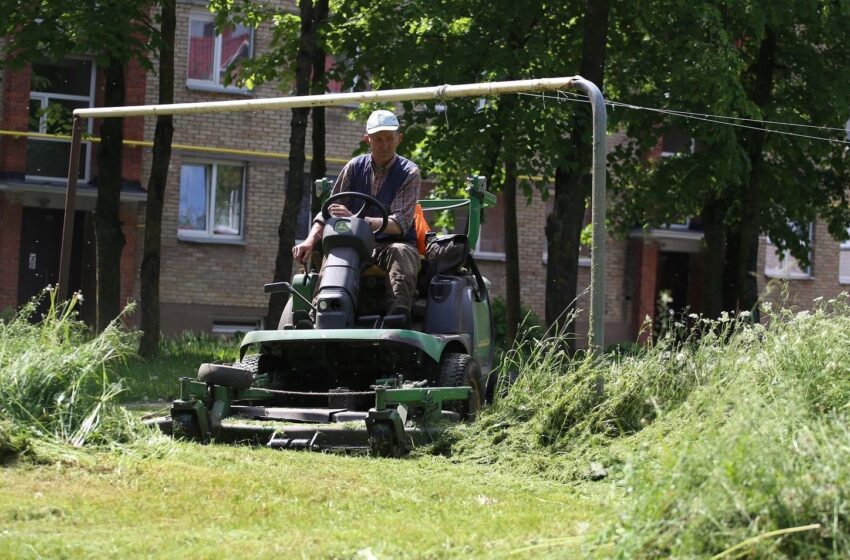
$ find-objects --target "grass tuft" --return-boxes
[0,290,146,461]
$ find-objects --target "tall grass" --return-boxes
[454,295,850,558]
[0,290,142,460]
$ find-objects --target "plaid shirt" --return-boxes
[314,154,421,234]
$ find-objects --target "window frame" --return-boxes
[27,57,96,183]
[838,227,850,284]
[186,11,254,93]
[764,223,813,280]
[177,160,247,244]
[470,192,505,261]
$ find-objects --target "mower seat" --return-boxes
[416,234,470,298]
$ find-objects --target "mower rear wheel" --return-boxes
[438,353,482,419]
[197,363,254,389]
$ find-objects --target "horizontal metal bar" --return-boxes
[73,77,579,119]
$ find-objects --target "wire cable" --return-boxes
[513,90,850,146]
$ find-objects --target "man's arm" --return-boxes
[385,167,421,235]
[294,162,355,264]
[292,221,323,265]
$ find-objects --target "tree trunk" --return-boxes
[267,0,315,326]
[699,196,726,319]
[309,0,329,219]
[545,0,609,349]
[737,28,776,321]
[722,227,741,311]
[139,0,175,357]
[94,58,126,331]
[503,159,520,346]
[546,166,586,333]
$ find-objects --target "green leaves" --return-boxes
[1,0,155,70]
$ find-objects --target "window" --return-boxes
[660,126,695,157]
[839,227,850,284]
[27,58,95,181]
[178,162,246,242]
[187,12,252,90]
[764,223,812,279]
[212,318,262,335]
[474,192,505,259]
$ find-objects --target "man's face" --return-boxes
[365,130,402,166]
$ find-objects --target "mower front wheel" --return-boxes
[172,412,202,442]
[197,363,254,389]
[438,353,482,419]
[369,422,403,458]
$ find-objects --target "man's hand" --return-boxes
[292,221,325,265]
[328,203,352,217]
[292,239,314,265]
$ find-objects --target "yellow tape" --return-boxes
[0,129,350,165]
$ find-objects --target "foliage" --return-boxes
[453,295,850,557]
[0,290,142,460]
[208,0,304,91]
[0,0,156,70]
[328,0,583,188]
[607,0,850,300]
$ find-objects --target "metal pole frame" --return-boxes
[58,117,84,300]
[62,76,607,348]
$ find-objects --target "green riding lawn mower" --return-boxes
[149,176,498,457]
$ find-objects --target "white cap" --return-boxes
[366,110,399,134]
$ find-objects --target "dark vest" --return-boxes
[349,154,417,245]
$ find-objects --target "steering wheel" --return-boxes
[321,191,389,235]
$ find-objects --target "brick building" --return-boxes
[2,3,849,347]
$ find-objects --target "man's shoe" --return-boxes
[387,306,411,329]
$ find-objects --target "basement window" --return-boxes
[212,318,262,336]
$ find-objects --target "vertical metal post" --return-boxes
[58,117,84,301]
[571,78,607,352]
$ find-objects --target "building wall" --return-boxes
[0,49,145,318]
[757,219,849,311]
[0,63,30,179]
[0,194,22,312]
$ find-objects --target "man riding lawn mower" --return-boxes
[153,112,497,456]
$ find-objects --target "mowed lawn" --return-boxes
[0,444,611,559]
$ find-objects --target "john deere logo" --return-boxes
[334,220,351,233]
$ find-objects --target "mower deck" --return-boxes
[148,404,460,454]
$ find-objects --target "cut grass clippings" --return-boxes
[452,296,850,558]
